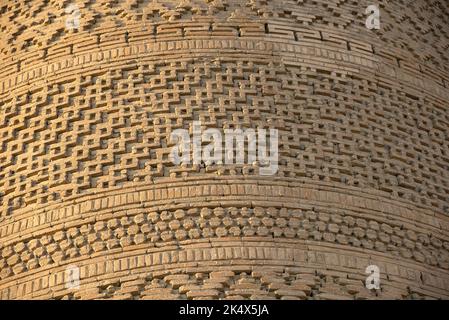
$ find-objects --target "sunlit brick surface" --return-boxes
[0,0,448,299]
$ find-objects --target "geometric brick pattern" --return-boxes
[0,0,448,299]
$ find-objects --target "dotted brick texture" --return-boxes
[0,0,448,300]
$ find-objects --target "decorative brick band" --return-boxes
[0,0,448,300]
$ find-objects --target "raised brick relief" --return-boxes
[0,0,448,300]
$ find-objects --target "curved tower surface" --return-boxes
[0,0,448,300]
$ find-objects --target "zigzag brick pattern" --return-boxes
[0,0,448,299]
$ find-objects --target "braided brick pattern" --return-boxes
[0,0,448,299]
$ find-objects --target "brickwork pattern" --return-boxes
[0,0,448,299]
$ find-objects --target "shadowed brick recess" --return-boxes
[0,0,448,300]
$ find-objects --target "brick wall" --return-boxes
[0,0,448,300]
